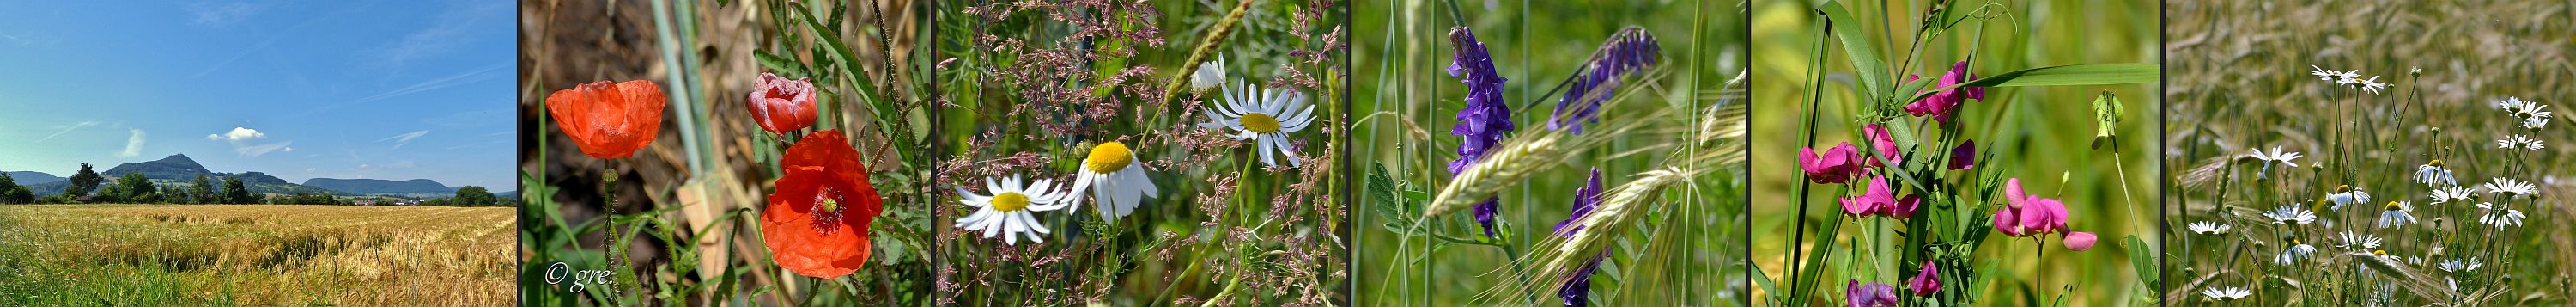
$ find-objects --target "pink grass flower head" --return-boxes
[1906,261,1941,297]
[1947,140,1976,170]
[2063,231,2098,251]
[1800,143,1862,183]
[1906,61,1984,124]
[1862,124,1903,167]
[1841,174,1895,217]
[1846,280,1899,307]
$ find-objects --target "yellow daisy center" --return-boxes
[1240,113,1282,133]
[2291,238,2303,245]
[991,192,1030,212]
[2337,185,2353,193]
[1085,142,1135,173]
[2372,249,2387,256]
[2429,159,2444,167]
[2385,201,2403,212]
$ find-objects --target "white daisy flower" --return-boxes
[2498,96,2531,110]
[2187,220,2232,236]
[2310,66,2337,81]
[2202,286,2251,301]
[2264,205,2318,225]
[2482,178,2537,200]
[2525,115,2552,130]
[2439,257,2482,273]
[955,174,1073,245]
[1199,79,1318,168]
[2430,186,2476,204]
[2511,101,2550,119]
[2415,160,2454,187]
[2476,202,2526,229]
[2377,201,2415,228]
[2336,230,2383,250]
[2498,134,2545,150]
[2278,239,2317,265]
[2246,147,2305,167]
[1068,141,1160,220]
[2336,70,2360,80]
[2359,76,2389,94]
[2326,185,2371,210]
[2246,147,2303,180]
[1189,56,1228,91]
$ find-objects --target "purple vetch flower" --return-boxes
[1554,169,1608,307]
[1449,27,1516,238]
[1846,280,1899,307]
[1948,140,1977,170]
[1550,27,1660,134]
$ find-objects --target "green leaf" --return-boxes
[2123,235,2157,286]
[1905,63,2162,103]
[1817,1,1888,104]
[2090,90,2123,150]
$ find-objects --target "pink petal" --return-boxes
[2063,232,2098,251]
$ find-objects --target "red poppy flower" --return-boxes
[760,129,883,279]
[750,72,818,135]
[544,80,666,159]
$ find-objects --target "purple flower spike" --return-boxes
[1551,27,1660,134]
[1449,27,1516,238]
[1555,169,1608,306]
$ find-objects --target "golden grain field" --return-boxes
[0,205,513,306]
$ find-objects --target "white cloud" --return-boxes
[116,128,147,157]
[377,130,429,150]
[207,126,264,142]
[186,2,260,26]
[209,126,287,157]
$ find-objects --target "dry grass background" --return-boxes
[2164,0,2576,304]
[0,205,512,305]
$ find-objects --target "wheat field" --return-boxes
[0,205,513,305]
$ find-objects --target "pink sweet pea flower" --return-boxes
[2063,232,2098,251]
[2020,197,2069,235]
[1889,194,1922,219]
[1801,143,1863,184]
[1905,261,1941,297]
[1842,175,1894,217]
[1993,204,2028,236]
[1862,124,1903,168]
[1906,61,1984,124]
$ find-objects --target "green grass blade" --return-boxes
[1904,63,2161,103]
[1816,1,1887,103]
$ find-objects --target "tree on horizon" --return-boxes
[189,174,216,205]
[453,186,496,207]
[64,163,103,198]
[0,173,32,204]
[222,176,253,205]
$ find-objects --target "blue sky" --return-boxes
[0,0,513,190]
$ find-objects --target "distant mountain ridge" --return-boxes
[19,154,490,198]
[301,178,453,194]
[3,171,63,184]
